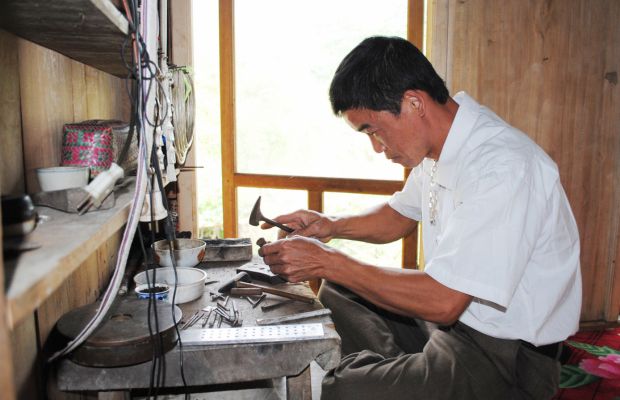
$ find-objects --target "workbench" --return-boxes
[54,259,341,399]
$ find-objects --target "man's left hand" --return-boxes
[258,236,336,282]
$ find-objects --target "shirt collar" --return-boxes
[433,91,480,189]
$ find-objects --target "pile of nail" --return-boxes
[182,295,242,329]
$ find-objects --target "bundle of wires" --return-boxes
[169,66,195,165]
[48,0,190,398]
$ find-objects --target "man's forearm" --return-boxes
[331,202,417,244]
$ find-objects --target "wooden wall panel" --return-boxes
[10,315,39,399]
[17,39,75,193]
[0,30,24,196]
[18,38,130,193]
[430,0,620,322]
[37,232,121,400]
[36,233,120,345]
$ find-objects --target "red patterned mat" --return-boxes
[553,326,620,400]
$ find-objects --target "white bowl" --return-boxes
[153,239,206,268]
[134,267,207,304]
[36,166,89,191]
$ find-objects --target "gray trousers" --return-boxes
[318,281,560,400]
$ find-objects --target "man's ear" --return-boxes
[403,90,425,117]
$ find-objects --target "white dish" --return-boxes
[153,238,206,268]
[134,267,207,304]
[36,166,89,191]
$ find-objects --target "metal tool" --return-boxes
[180,324,325,345]
[248,196,293,233]
[245,293,267,308]
[237,262,287,284]
[230,288,263,296]
[260,299,295,312]
[256,309,332,326]
[201,307,214,328]
[217,272,251,293]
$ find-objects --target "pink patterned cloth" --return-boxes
[580,354,620,385]
[61,123,114,177]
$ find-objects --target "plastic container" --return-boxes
[153,238,206,268]
[36,166,89,191]
[133,267,207,304]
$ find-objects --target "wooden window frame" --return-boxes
[219,0,424,270]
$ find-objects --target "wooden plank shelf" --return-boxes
[4,184,135,329]
[0,0,130,77]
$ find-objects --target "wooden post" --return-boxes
[0,216,16,400]
[220,0,237,237]
[0,132,16,399]
[170,0,199,237]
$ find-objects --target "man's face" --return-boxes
[343,100,430,168]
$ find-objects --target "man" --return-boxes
[258,36,581,399]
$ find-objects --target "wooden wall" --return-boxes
[0,29,129,398]
[428,0,620,323]
[16,35,128,192]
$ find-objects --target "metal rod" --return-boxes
[256,309,332,326]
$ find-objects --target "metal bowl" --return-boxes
[152,238,206,268]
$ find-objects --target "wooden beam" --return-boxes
[0,0,129,77]
[220,0,237,237]
[307,191,323,293]
[403,0,424,269]
[235,173,402,195]
[408,0,425,49]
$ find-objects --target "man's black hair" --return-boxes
[329,36,449,115]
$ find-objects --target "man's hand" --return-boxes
[258,236,338,282]
[260,209,337,242]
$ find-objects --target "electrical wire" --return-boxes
[49,3,190,398]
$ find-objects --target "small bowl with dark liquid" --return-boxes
[135,283,170,302]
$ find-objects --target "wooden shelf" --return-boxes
[4,184,134,329]
[0,0,130,77]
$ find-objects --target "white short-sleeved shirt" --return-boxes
[389,92,582,345]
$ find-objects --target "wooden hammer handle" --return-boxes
[236,281,315,304]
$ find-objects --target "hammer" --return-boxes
[248,196,294,233]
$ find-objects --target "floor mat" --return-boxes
[553,326,620,400]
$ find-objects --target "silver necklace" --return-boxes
[429,160,438,226]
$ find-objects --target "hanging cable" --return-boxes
[169,66,195,165]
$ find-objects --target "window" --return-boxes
[194,0,423,269]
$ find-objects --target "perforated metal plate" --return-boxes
[180,323,324,345]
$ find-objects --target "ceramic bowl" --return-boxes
[153,238,206,268]
[36,166,89,191]
[1,194,37,237]
[134,267,207,304]
[134,283,170,302]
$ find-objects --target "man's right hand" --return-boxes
[261,209,337,242]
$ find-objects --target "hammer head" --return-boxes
[248,196,262,226]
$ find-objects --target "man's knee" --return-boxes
[317,280,348,309]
